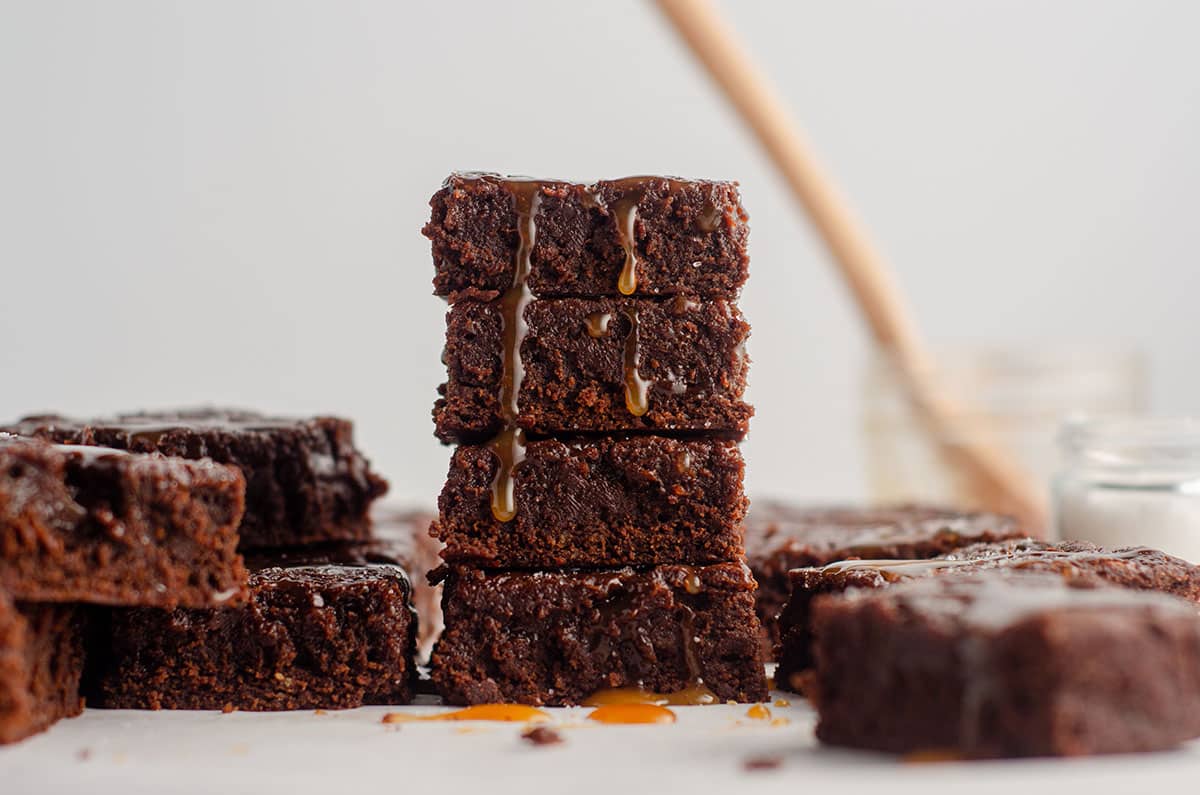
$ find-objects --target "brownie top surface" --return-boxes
[8,408,332,439]
[442,171,740,193]
[745,501,1021,563]
[794,538,1200,590]
[249,560,412,590]
[0,432,242,484]
[829,570,1200,632]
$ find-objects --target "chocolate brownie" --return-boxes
[744,502,1024,655]
[370,508,442,662]
[0,592,84,744]
[426,173,749,301]
[435,435,746,568]
[6,409,388,549]
[430,562,767,706]
[777,539,1200,692]
[811,572,1200,757]
[89,545,418,711]
[0,434,248,608]
[435,296,752,442]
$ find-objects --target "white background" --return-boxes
[2,0,1198,505]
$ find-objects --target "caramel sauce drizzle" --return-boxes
[381,704,551,724]
[613,192,641,295]
[745,704,771,720]
[585,312,611,338]
[587,703,677,725]
[622,306,651,417]
[488,181,541,522]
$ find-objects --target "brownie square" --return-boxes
[89,548,418,711]
[431,562,767,706]
[1,434,248,608]
[425,173,749,301]
[435,436,746,568]
[776,539,1200,692]
[435,296,752,442]
[6,409,388,549]
[811,572,1200,757]
[0,592,84,745]
[743,502,1024,655]
[370,508,442,662]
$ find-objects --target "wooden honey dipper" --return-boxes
[654,0,1047,532]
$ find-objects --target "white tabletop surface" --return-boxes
[3,689,1198,795]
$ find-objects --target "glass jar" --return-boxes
[1055,416,1200,562]
[863,345,1145,535]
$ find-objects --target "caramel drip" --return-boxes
[488,181,541,522]
[745,704,771,720]
[381,704,551,723]
[613,192,642,295]
[488,427,525,523]
[683,569,702,595]
[583,684,717,707]
[697,199,722,233]
[585,312,611,338]
[587,704,677,725]
[622,306,651,417]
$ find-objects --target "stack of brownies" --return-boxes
[0,409,418,741]
[424,173,768,704]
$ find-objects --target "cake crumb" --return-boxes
[76,748,92,761]
[221,703,236,714]
[521,726,564,746]
[743,755,782,772]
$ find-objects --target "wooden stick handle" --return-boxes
[654,0,1048,531]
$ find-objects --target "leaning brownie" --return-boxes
[0,592,84,744]
[6,409,388,549]
[776,539,1200,692]
[89,545,418,711]
[370,508,442,662]
[431,562,767,706]
[436,436,746,568]
[0,434,247,607]
[811,572,1200,757]
[744,502,1024,655]
[426,173,749,301]
[435,296,752,442]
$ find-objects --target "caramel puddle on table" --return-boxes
[584,682,718,707]
[745,704,771,720]
[380,704,551,724]
[587,704,677,725]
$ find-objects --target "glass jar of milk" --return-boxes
[1055,416,1200,562]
